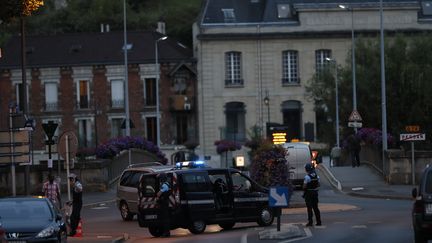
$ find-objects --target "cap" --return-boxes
[68,173,77,179]
[304,163,314,172]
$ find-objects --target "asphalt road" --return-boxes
[69,175,416,243]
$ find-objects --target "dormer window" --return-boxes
[222,8,236,23]
[277,4,291,19]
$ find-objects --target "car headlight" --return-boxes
[36,225,55,238]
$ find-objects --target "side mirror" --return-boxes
[412,188,418,199]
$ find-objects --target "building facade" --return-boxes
[0,31,197,163]
[193,0,432,160]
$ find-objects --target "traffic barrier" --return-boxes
[74,220,83,237]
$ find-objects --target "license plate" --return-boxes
[145,214,157,220]
[9,241,26,243]
[426,203,432,215]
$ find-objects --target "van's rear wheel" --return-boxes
[188,220,206,234]
[218,222,235,230]
[257,207,274,226]
[148,226,164,237]
[120,202,134,221]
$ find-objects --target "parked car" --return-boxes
[116,162,173,221]
[412,165,432,243]
[0,197,67,243]
[138,161,275,237]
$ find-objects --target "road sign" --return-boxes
[269,187,290,207]
[400,133,426,141]
[348,110,362,122]
[58,131,78,159]
[348,121,363,128]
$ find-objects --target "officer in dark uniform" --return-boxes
[156,173,171,237]
[303,163,321,226]
[68,173,83,236]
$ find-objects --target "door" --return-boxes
[180,172,214,221]
[208,170,233,215]
[230,172,266,220]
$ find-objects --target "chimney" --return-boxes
[157,21,166,35]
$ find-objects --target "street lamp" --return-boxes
[123,0,131,165]
[155,36,167,148]
[339,4,358,129]
[379,0,388,172]
[326,57,340,148]
[263,91,270,125]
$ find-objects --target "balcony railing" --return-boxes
[44,102,58,112]
[111,99,125,109]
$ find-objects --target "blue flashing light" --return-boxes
[175,160,207,169]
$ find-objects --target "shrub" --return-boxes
[95,136,168,164]
[214,140,242,154]
[249,141,292,188]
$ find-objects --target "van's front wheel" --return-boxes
[148,226,164,237]
[257,207,274,226]
[188,220,206,234]
[120,202,134,221]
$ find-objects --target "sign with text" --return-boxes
[400,133,426,141]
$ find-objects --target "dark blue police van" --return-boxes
[137,161,275,237]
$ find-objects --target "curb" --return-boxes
[345,191,411,200]
[316,164,342,191]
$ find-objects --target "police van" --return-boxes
[137,161,275,236]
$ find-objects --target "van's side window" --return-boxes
[120,171,133,186]
[231,172,252,192]
[142,176,157,197]
[129,172,144,188]
[182,173,209,192]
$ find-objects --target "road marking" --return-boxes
[352,225,367,229]
[96,235,113,239]
[92,206,110,210]
[241,233,248,243]
[278,228,312,243]
[351,187,364,191]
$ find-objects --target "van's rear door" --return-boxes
[137,174,159,226]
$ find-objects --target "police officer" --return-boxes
[156,173,171,237]
[303,163,321,226]
[68,173,83,236]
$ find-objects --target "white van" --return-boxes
[282,142,314,187]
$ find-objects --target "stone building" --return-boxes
[0,30,197,163]
[193,0,432,161]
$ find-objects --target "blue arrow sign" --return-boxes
[269,186,290,207]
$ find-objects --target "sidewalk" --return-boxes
[318,156,413,200]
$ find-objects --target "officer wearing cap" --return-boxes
[303,163,321,226]
[156,173,171,237]
[68,173,83,236]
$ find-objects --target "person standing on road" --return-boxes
[303,163,321,227]
[42,174,61,208]
[68,173,83,236]
[156,173,171,237]
[348,134,361,167]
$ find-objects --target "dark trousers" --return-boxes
[305,191,321,224]
[159,202,170,235]
[351,150,360,167]
[70,202,82,233]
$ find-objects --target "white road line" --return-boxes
[278,228,312,243]
[241,233,248,243]
[92,206,110,210]
[352,225,367,229]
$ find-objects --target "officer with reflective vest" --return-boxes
[303,163,322,226]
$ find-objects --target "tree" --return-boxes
[0,0,44,23]
[306,34,432,149]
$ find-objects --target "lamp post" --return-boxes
[339,4,357,130]
[326,58,340,148]
[155,36,167,148]
[263,91,270,125]
[379,0,388,173]
[123,0,131,165]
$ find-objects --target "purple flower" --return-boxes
[95,136,168,164]
[214,140,242,154]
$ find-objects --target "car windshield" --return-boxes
[0,200,52,220]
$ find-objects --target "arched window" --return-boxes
[224,102,246,142]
